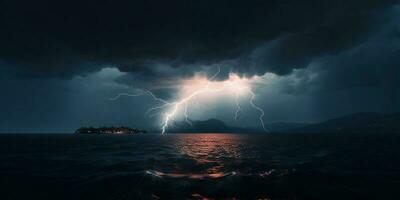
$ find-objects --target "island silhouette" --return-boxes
[75,126,146,134]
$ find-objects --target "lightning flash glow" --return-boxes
[110,67,268,134]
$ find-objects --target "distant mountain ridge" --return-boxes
[292,112,400,133]
[165,112,400,133]
[166,118,307,133]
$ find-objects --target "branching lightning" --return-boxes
[248,90,267,132]
[109,92,143,100]
[183,103,192,126]
[110,66,268,134]
[234,94,241,121]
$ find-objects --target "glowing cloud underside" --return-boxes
[110,67,268,134]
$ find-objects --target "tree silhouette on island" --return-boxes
[75,126,146,134]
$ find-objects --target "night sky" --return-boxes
[1,0,399,133]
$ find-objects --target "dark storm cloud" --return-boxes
[277,5,400,95]
[268,5,400,118]
[238,14,380,75]
[1,0,398,79]
[1,0,400,133]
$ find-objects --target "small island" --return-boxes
[75,126,146,134]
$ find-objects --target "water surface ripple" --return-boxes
[1,133,400,199]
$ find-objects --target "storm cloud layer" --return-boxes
[1,0,398,76]
[0,0,399,132]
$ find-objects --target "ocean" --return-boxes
[0,133,399,199]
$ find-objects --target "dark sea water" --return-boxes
[1,133,400,200]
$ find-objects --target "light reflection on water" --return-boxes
[175,134,242,175]
[144,133,293,193]
[1,133,399,199]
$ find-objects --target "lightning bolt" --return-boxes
[110,89,173,115]
[160,84,225,134]
[183,102,192,126]
[234,94,241,121]
[248,89,268,132]
[109,92,143,100]
[110,66,268,134]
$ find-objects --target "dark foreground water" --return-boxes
[1,133,400,200]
